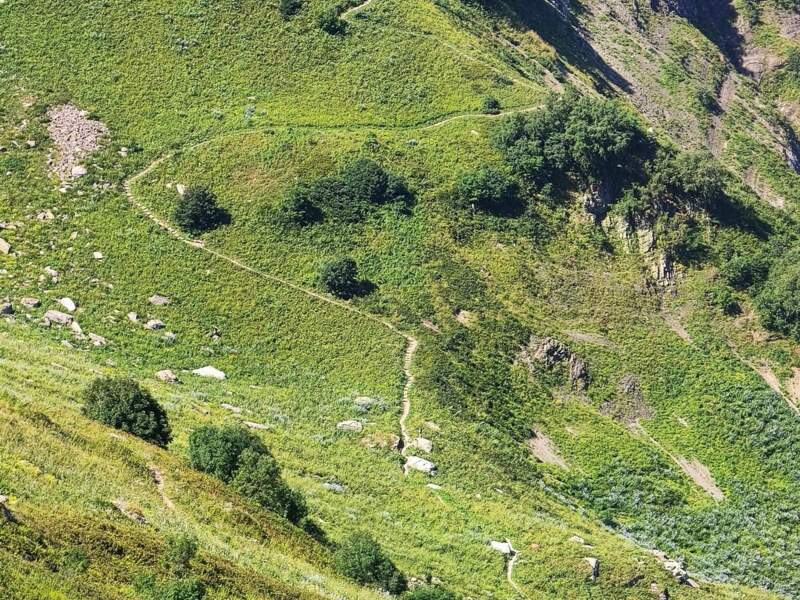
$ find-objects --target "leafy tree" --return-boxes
[320,257,362,299]
[278,0,303,18]
[319,8,346,34]
[278,186,323,227]
[756,255,800,339]
[721,253,770,291]
[173,187,229,235]
[82,377,171,447]
[402,586,459,600]
[340,158,390,205]
[230,448,308,524]
[334,532,407,594]
[186,425,266,483]
[482,95,501,114]
[454,167,519,214]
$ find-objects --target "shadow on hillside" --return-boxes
[496,0,632,94]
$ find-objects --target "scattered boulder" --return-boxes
[92,251,104,260]
[0,302,13,315]
[163,331,177,343]
[406,456,437,475]
[43,309,72,325]
[46,104,108,181]
[323,482,347,494]
[426,483,442,490]
[127,312,138,322]
[360,432,400,450]
[489,540,513,555]
[155,369,178,384]
[176,184,186,196]
[36,210,54,221]
[243,421,268,430]
[337,420,363,432]
[58,297,77,312]
[70,320,83,335]
[600,374,653,424]
[354,395,378,409]
[584,557,600,583]
[221,403,242,413]
[0,494,17,524]
[144,319,165,330]
[518,336,589,390]
[44,266,59,278]
[148,294,170,306]
[71,165,88,178]
[192,365,226,380]
[88,333,107,347]
[409,437,433,453]
[21,297,40,308]
[0,238,10,255]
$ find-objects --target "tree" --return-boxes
[278,186,323,227]
[318,8,346,35]
[230,448,308,524]
[173,187,229,235]
[334,532,407,594]
[278,0,302,18]
[482,95,501,114]
[186,425,267,483]
[320,257,362,299]
[454,167,519,214]
[82,377,171,447]
[756,256,800,340]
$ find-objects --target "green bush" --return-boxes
[402,586,458,600]
[482,95,500,114]
[319,8,346,34]
[756,256,800,339]
[278,0,303,18]
[173,187,229,235]
[721,253,770,290]
[454,167,519,215]
[278,186,323,227]
[319,257,363,299]
[134,574,205,600]
[334,532,407,594]
[82,377,171,447]
[162,533,198,576]
[230,448,308,524]
[186,425,266,483]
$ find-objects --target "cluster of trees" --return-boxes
[279,158,412,226]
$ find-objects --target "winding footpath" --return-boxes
[123,0,545,478]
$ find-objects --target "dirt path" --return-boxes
[506,541,527,598]
[340,0,374,21]
[399,337,417,472]
[148,465,175,510]
[726,341,799,414]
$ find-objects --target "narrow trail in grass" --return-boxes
[506,541,526,598]
[148,465,175,511]
[123,1,548,481]
[726,340,800,414]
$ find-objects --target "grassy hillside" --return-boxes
[4,0,800,598]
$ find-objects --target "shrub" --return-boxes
[721,253,769,290]
[319,8,346,34]
[402,586,459,600]
[320,257,362,299]
[230,448,308,524]
[82,377,171,447]
[162,533,198,576]
[482,95,501,114]
[278,0,303,18]
[454,167,519,215]
[134,574,205,600]
[278,186,323,227]
[756,256,800,339]
[334,532,407,594]
[186,425,266,483]
[173,187,229,235]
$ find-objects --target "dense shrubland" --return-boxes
[334,532,407,594]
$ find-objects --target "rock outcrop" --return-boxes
[518,336,589,390]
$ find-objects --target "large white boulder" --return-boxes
[44,310,72,325]
[406,456,437,475]
[58,297,77,312]
[192,365,226,380]
[337,420,363,432]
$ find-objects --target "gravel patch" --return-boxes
[46,104,108,181]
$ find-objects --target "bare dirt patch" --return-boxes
[527,429,568,470]
[662,312,692,343]
[46,104,108,180]
[674,456,724,501]
[564,330,615,348]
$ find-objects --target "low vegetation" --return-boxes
[334,532,407,594]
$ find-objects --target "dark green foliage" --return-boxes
[334,532,407,594]
[278,0,303,18]
[756,253,800,339]
[173,187,229,235]
[454,167,520,215]
[186,425,267,483]
[230,448,308,524]
[186,426,308,524]
[162,533,198,576]
[494,91,643,189]
[721,253,770,290]
[319,257,363,299]
[282,159,412,223]
[319,8,346,35]
[482,95,500,114]
[134,574,206,600]
[402,586,459,600]
[82,377,171,447]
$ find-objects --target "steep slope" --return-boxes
[3,0,800,599]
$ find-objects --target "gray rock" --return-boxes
[21,297,40,308]
[0,238,10,254]
[88,333,107,347]
[406,456,437,475]
[44,266,59,278]
[490,540,512,555]
[193,365,225,380]
[336,420,363,432]
[323,482,347,494]
[244,421,268,430]
[144,319,165,330]
[58,297,77,312]
[410,437,433,453]
[0,302,13,315]
[155,369,178,383]
[148,294,170,306]
[71,165,88,177]
[221,403,241,413]
[585,557,600,582]
[44,309,72,325]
